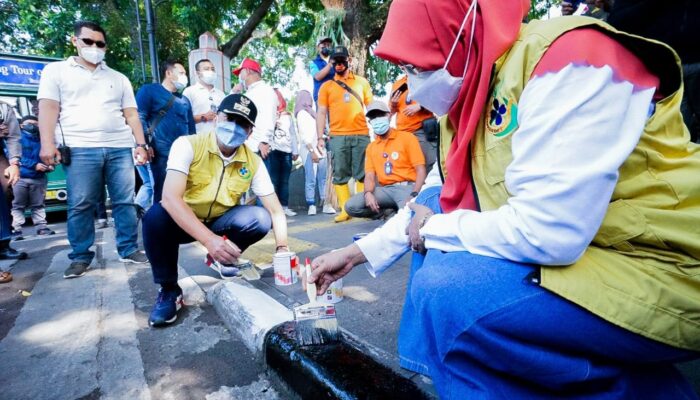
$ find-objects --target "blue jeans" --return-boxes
[135,164,153,210]
[304,152,327,205]
[143,203,271,285]
[267,150,292,207]
[150,152,168,204]
[64,148,139,263]
[399,186,699,399]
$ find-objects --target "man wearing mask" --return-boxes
[389,71,438,172]
[316,46,373,222]
[38,21,149,279]
[309,37,334,103]
[136,60,196,203]
[344,101,426,219]
[11,115,56,240]
[142,94,289,327]
[231,58,278,160]
[183,59,226,134]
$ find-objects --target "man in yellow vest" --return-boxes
[308,1,700,398]
[142,94,290,328]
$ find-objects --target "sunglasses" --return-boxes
[79,37,106,48]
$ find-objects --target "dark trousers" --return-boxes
[266,150,292,207]
[0,180,12,242]
[150,154,168,204]
[143,202,272,285]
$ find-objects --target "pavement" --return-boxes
[0,209,698,399]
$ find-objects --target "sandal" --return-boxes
[0,271,12,283]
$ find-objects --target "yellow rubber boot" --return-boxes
[334,184,352,223]
[355,181,364,194]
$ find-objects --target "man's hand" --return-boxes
[317,138,326,151]
[364,192,380,214]
[561,1,575,15]
[0,124,8,137]
[390,91,402,109]
[231,83,243,94]
[259,142,271,159]
[311,151,320,163]
[403,103,422,116]
[309,248,356,295]
[40,143,61,166]
[134,147,149,165]
[35,163,51,172]
[205,235,241,265]
[4,165,19,186]
[292,154,299,161]
[406,202,434,254]
[204,111,217,122]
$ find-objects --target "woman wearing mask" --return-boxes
[308,0,700,398]
[295,90,335,216]
[267,89,299,217]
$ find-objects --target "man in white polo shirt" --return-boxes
[183,59,226,134]
[38,20,150,279]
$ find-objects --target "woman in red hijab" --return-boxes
[310,0,700,398]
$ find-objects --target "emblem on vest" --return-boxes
[238,166,251,180]
[486,92,519,138]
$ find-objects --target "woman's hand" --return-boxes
[309,247,356,295]
[406,203,433,254]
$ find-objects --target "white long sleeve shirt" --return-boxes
[243,80,279,152]
[356,64,656,276]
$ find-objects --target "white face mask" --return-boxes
[200,70,217,85]
[80,46,106,65]
[406,0,477,116]
[173,73,188,91]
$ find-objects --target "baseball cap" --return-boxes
[365,101,391,117]
[331,46,349,59]
[233,58,262,76]
[218,94,257,126]
[317,36,332,45]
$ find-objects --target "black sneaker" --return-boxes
[119,251,149,264]
[64,261,90,279]
[149,286,184,327]
[11,229,23,241]
[36,227,55,236]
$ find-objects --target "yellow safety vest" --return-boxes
[184,131,260,221]
[439,17,700,350]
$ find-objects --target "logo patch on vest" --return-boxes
[486,93,519,138]
[238,166,251,180]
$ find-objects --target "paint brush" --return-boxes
[293,258,339,346]
[223,235,261,281]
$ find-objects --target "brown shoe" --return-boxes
[0,271,12,283]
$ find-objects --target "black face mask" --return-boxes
[321,47,331,57]
[22,124,39,135]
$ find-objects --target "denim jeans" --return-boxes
[135,164,153,210]
[267,150,292,207]
[304,152,327,205]
[64,148,139,263]
[143,202,271,285]
[150,152,168,204]
[399,186,699,399]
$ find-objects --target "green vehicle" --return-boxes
[0,53,68,212]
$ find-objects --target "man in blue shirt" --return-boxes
[136,60,196,203]
[309,37,335,103]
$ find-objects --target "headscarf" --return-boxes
[294,90,316,119]
[274,88,288,114]
[375,0,529,213]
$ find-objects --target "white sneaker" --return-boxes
[308,205,317,215]
[322,204,336,214]
[284,207,297,217]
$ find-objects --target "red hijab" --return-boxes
[375,0,529,213]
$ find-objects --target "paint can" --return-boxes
[273,251,298,286]
[317,278,343,303]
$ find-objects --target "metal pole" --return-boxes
[144,0,159,82]
[133,0,147,83]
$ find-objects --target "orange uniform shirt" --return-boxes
[389,75,435,133]
[318,72,373,136]
[365,128,425,186]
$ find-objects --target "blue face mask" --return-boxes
[370,116,390,136]
[216,121,248,148]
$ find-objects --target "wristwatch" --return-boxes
[135,143,149,150]
[410,191,419,198]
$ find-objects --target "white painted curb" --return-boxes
[207,280,293,353]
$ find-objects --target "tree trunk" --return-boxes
[220,0,275,59]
